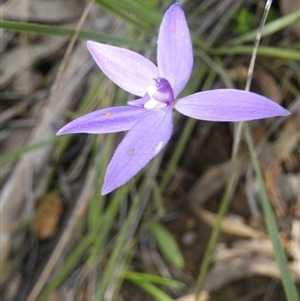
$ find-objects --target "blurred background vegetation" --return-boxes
[1,0,299,300]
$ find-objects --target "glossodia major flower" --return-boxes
[57,4,289,195]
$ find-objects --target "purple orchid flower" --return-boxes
[57,4,289,195]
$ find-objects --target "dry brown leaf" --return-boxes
[188,158,248,205]
[280,0,300,37]
[253,68,282,104]
[278,173,300,203]
[0,127,29,185]
[204,239,278,291]
[258,143,278,169]
[2,0,85,23]
[0,42,91,268]
[205,254,280,291]
[215,238,274,257]
[264,164,287,217]
[176,291,209,301]
[12,70,43,95]
[183,239,300,292]
[191,206,263,238]
[35,193,63,240]
[290,219,300,279]
[0,37,66,87]
[256,111,300,218]
[276,115,300,169]
[257,140,299,217]
[2,273,22,301]
[227,66,282,103]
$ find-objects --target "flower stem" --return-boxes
[194,154,239,299]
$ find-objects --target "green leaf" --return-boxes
[0,20,152,50]
[0,138,57,163]
[127,278,174,301]
[243,123,299,301]
[232,8,254,34]
[95,0,161,30]
[229,9,300,44]
[150,222,185,269]
[124,271,185,289]
[208,46,300,60]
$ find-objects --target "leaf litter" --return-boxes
[0,0,299,300]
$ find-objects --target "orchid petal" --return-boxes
[127,94,150,107]
[157,4,193,98]
[87,41,159,96]
[174,89,290,121]
[102,107,173,195]
[56,106,150,135]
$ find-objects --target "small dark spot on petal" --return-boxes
[129,148,135,156]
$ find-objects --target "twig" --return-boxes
[49,0,96,103]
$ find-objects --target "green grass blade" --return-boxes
[95,0,161,30]
[95,183,145,299]
[37,230,94,301]
[124,271,185,289]
[243,123,299,301]
[228,9,300,45]
[159,117,196,191]
[87,184,128,267]
[87,135,115,242]
[126,278,174,301]
[150,222,185,269]
[38,190,123,301]
[209,46,300,60]
[194,156,240,298]
[0,138,57,163]
[0,20,152,50]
